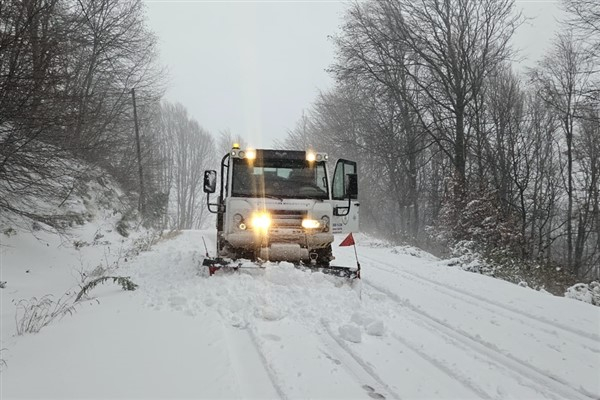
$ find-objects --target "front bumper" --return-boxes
[225,229,333,255]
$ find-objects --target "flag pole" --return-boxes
[353,241,361,279]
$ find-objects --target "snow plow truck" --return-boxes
[202,144,359,278]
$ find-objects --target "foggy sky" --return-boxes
[144,0,562,150]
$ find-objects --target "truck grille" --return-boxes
[269,209,305,229]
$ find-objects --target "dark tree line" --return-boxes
[280,0,600,286]
[0,0,165,227]
[0,0,221,232]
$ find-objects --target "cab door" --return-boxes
[330,159,359,234]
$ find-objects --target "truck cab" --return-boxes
[204,146,359,266]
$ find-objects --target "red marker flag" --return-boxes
[339,232,361,281]
[339,232,355,247]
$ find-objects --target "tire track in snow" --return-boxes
[362,254,600,345]
[319,319,402,400]
[221,321,287,399]
[387,331,493,399]
[364,280,598,400]
[244,323,290,400]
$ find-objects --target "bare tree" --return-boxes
[373,0,522,191]
[573,105,600,276]
[157,102,215,230]
[530,31,595,273]
[277,0,598,286]
[563,0,600,57]
[328,1,430,241]
[217,129,246,159]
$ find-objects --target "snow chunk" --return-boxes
[366,320,385,336]
[256,305,285,321]
[264,262,302,285]
[339,324,362,343]
[350,312,375,327]
[168,295,187,308]
[565,282,600,305]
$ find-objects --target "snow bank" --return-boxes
[3,228,600,399]
[124,232,362,333]
[565,281,600,305]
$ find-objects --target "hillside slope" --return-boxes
[1,229,599,399]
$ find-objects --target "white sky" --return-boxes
[144,0,563,149]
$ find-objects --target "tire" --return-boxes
[314,245,333,267]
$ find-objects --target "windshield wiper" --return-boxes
[262,194,284,201]
[294,196,325,201]
[234,193,326,201]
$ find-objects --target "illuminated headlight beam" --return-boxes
[250,212,271,230]
[302,219,321,229]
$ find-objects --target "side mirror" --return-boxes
[203,170,217,193]
[346,174,358,198]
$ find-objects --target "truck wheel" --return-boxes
[314,245,333,267]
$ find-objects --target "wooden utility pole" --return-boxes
[131,88,145,214]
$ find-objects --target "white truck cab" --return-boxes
[203,146,359,266]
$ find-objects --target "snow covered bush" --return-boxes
[565,282,600,306]
[75,276,138,302]
[430,180,565,289]
[15,295,75,335]
[450,195,521,257]
[445,240,494,275]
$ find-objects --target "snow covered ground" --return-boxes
[2,225,600,399]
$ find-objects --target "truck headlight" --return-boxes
[250,212,271,230]
[302,218,321,229]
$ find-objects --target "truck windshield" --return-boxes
[231,158,329,200]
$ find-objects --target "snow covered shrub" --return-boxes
[121,229,163,259]
[87,264,108,279]
[435,180,525,276]
[438,180,522,253]
[73,240,89,249]
[446,240,494,274]
[15,294,75,335]
[116,219,130,237]
[75,276,138,302]
[565,282,600,306]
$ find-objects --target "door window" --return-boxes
[332,160,357,200]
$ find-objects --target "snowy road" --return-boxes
[2,229,600,399]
